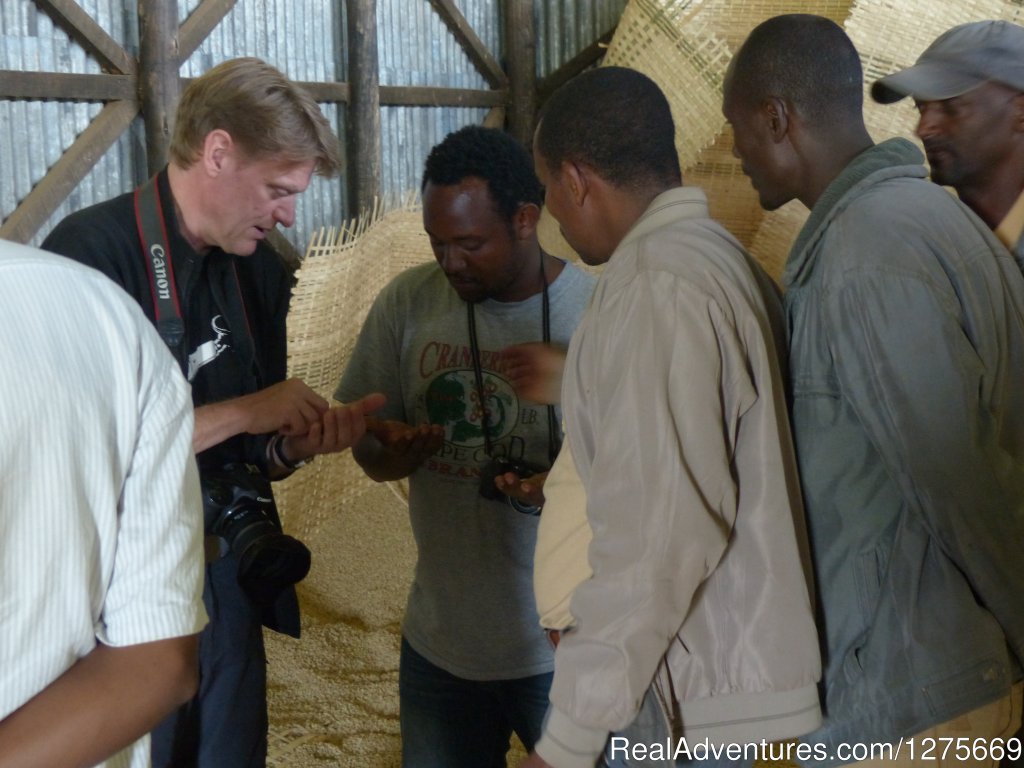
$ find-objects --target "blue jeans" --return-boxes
[399,637,553,768]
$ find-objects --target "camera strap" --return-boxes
[467,254,559,465]
[133,174,259,384]
[134,175,186,352]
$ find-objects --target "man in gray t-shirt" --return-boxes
[336,126,594,768]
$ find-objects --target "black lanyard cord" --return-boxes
[467,255,558,465]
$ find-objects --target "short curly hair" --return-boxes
[421,125,543,222]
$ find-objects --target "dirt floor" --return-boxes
[265,481,411,767]
[264,481,528,767]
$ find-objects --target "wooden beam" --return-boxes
[504,0,536,146]
[0,100,138,244]
[346,0,382,215]
[538,26,615,103]
[32,0,136,75]
[179,0,240,62]
[482,106,505,129]
[183,79,503,109]
[379,85,504,107]
[139,0,181,174]
[427,0,507,90]
[0,70,134,101]
[293,81,351,103]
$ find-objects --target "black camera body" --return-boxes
[202,464,311,605]
[478,455,547,501]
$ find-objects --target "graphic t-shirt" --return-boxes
[337,261,594,679]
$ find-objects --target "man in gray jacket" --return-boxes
[524,65,822,768]
[724,14,1024,765]
[873,24,1024,766]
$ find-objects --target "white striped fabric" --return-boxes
[0,240,208,768]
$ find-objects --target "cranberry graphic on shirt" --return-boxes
[417,342,540,481]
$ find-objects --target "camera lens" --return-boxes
[217,508,311,604]
[202,465,311,605]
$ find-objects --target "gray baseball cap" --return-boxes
[872,20,1024,104]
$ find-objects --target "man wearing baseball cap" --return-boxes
[877,25,1024,766]
[873,20,1024,269]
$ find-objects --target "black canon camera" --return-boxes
[202,464,311,605]
[478,455,547,502]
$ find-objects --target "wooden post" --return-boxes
[346,0,382,216]
[504,0,536,148]
[139,0,181,176]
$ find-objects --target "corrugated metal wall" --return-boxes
[538,0,624,75]
[1,0,142,247]
[377,0,627,208]
[1,0,625,249]
[378,0,493,206]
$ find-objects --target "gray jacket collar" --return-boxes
[784,138,927,289]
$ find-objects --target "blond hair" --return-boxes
[170,57,341,177]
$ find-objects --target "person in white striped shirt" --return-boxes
[0,239,208,768]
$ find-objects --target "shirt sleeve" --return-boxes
[335,285,408,423]
[540,272,758,764]
[98,315,208,646]
[533,433,591,631]
[239,252,292,471]
[42,210,141,293]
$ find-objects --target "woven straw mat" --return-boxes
[275,199,430,540]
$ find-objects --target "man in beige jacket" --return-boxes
[522,66,822,768]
